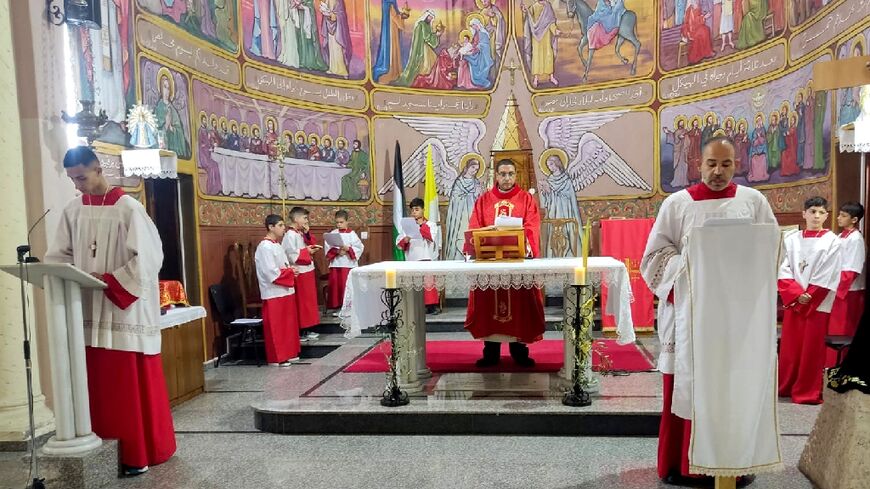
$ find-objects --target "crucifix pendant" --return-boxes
[90,240,97,258]
[799,260,807,273]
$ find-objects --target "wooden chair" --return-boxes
[762,13,775,37]
[676,40,689,68]
[229,242,262,317]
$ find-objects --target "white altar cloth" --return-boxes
[159,306,207,330]
[211,147,350,199]
[339,257,636,345]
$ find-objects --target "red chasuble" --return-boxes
[463,186,545,343]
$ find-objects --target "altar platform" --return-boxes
[173,325,810,439]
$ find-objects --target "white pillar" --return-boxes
[0,0,54,444]
[396,289,427,393]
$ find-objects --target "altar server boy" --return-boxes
[778,196,841,404]
[255,214,300,366]
[283,206,322,341]
[826,201,865,366]
[397,197,441,314]
[326,210,364,310]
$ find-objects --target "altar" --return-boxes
[339,257,636,391]
[211,147,351,199]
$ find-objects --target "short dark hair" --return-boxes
[63,146,99,168]
[335,210,349,220]
[289,206,307,221]
[264,214,283,230]
[701,136,736,154]
[840,201,865,222]
[804,196,828,210]
[495,159,516,172]
[409,197,424,208]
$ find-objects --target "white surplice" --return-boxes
[396,221,441,261]
[255,239,295,300]
[780,231,841,312]
[837,229,865,292]
[46,192,164,355]
[684,222,783,475]
[325,229,364,268]
[281,229,315,274]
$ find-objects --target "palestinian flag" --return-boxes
[392,141,405,261]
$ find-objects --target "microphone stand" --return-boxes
[16,244,45,489]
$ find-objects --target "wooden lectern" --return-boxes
[464,226,526,261]
[0,263,106,455]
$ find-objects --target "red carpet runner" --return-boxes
[344,339,654,373]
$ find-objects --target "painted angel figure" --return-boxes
[538,112,652,255]
[127,104,158,149]
[378,117,486,259]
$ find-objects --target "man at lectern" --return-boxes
[641,137,777,486]
[464,158,544,367]
[46,146,175,475]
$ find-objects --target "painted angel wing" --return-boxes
[377,139,459,197]
[565,133,652,192]
[539,111,628,161]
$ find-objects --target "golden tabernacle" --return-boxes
[464,226,526,261]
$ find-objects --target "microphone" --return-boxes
[18,209,50,264]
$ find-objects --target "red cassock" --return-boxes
[295,231,322,329]
[463,186,545,343]
[777,278,829,404]
[681,6,714,65]
[86,347,176,468]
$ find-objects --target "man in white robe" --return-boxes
[826,201,865,367]
[46,147,175,475]
[641,137,778,485]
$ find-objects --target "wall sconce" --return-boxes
[47,1,102,29]
[62,100,108,146]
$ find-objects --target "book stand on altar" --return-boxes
[465,227,526,261]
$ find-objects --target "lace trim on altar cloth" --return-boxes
[84,320,161,337]
[353,269,625,295]
[689,460,784,477]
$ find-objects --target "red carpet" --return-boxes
[344,339,654,373]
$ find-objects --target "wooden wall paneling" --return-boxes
[160,327,179,402]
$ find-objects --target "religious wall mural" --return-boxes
[513,0,655,87]
[241,0,367,80]
[538,110,654,197]
[836,27,868,126]
[370,0,508,90]
[660,54,832,193]
[658,0,785,72]
[140,58,193,159]
[192,79,371,202]
[137,0,239,52]
[789,0,834,27]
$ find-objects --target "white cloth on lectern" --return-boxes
[45,195,164,354]
[684,223,783,476]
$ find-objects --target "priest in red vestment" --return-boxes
[47,147,175,476]
[463,159,545,367]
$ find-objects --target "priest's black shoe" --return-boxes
[476,341,500,367]
[736,475,756,487]
[475,356,500,367]
[662,473,714,487]
[513,356,536,367]
[508,342,535,367]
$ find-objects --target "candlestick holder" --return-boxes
[563,283,595,407]
[378,287,409,407]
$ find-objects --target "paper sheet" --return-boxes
[400,217,422,239]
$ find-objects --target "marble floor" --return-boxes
[0,331,823,488]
